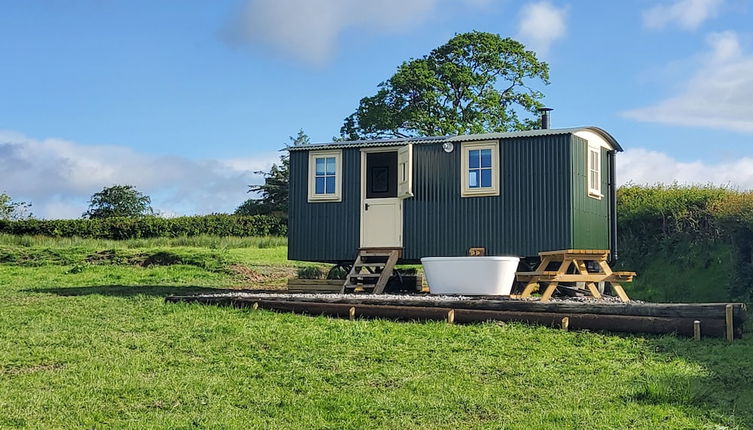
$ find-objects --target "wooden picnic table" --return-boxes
[515,249,634,302]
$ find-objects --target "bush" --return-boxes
[616,185,753,302]
[297,266,324,279]
[618,184,728,241]
[0,214,287,240]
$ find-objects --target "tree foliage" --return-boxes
[0,193,32,221]
[341,31,550,140]
[235,130,309,217]
[83,185,153,219]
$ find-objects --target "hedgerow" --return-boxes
[0,214,287,240]
[617,184,753,302]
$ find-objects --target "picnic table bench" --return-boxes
[515,249,634,302]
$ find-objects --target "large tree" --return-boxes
[341,31,549,140]
[0,193,32,220]
[235,130,309,217]
[83,185,153,219]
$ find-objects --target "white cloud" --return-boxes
[226,0,488,66]
[623,31,753,133]
[0,131,278,219]
[618,148,753,189]
[643,0,723,30]
[516,1,568,56]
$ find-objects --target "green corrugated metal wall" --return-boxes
[288,133,612,262]
[402,135,572,260]
[569,135,610,249]
[288,149,361,262]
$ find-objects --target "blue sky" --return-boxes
[1,0,752,218]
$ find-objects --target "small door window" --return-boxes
[366,152,397,199]
[397,144,413,198]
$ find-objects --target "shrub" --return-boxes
[0,214,287,240]
[617,184,728,240]
[297,266,324,279]
[326,265,349,280]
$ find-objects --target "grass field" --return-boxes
[1,236,752,429]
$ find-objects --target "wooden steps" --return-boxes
[287,279,343,293]
[341,248,401,294]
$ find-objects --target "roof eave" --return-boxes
[288,126,624,152]
[580,127,623,152]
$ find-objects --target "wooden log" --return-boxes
[451,309,728,338]
[181,294,748,324]
[726,304,734,342]
[236,299,730,338]
[251,300,451,321]
[166,296,733,338]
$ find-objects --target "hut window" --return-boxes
[588,145,602,198]
[461,141,500,197]
[308,150,342,202]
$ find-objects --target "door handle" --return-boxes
[365,203,370,211]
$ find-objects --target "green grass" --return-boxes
[1,238,752,429]
[618,240,736,303]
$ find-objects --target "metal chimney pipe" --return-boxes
[538,107,553,129]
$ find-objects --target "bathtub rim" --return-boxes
[421,256,521,263]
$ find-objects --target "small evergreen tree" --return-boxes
[235,130,309,218]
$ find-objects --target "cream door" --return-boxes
[361,197,402,247]
[360,148,411,248]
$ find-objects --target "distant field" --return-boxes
[0,236,752,429]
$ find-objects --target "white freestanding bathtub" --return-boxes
[421,256,521,295]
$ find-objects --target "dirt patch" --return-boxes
[86,250,143,266]
[229,264,295,288]
[1,363,65,375]
[142,251,182,267]
[83,249,229,272]
[229,264,267,283]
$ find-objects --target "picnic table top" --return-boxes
[538,249,610,256]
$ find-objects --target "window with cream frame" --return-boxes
[308,150,342,202]
[587,144,602,198]
[461,141,500,197]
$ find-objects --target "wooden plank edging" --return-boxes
[171,294,747,323]
[165,296,743,338]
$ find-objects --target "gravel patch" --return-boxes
[182,291,637,303]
